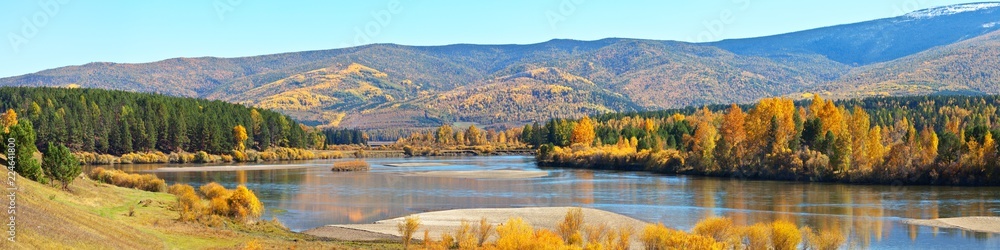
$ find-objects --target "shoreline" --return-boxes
[904,217,1000,234]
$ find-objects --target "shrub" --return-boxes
[802,226,845,250]
[199,182,232,199]
[456,220,478,249]
[693,217,735,243]
[398,216,421,249]
[770,220,801,250]
[741,223,771,250]
[194,151,210,163]
[641,223,723,250]
[170,184,203,222]
[475,217,494,247]
[557,207,584,245]
[89,167,166,192]
[119,151,169,164]
[220,154,234,163]
[331,160,370,172]
[583,223,609,247]
[494,217,534,250]
[42,143,82,190]
[228,185,264,222]
[73,152,118,165]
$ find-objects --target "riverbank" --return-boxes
[905,217,1000,234]
[305,207,647,243]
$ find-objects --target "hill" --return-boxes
[815,29,1000,98]
[3,165,394,249]
[3,3,1000,131]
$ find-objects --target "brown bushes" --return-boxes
[331,160,370,172]
[88,167,166,192]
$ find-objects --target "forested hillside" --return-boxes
[0,87,322,156]
[533,94,1000,185]
[2,3,1000,131]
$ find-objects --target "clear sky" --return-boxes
[0,0,987,77]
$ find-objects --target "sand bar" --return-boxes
[904,217,1000,234]
[404,170,548,179]
[385,162,450,167]
[307,207,647,247]
[148,164,313,173]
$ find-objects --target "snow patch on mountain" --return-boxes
[906,3,1000,19]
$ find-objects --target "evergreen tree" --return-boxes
[42,143,81,190]
[3,119,44,183]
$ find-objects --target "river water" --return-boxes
[110,156,1000,249]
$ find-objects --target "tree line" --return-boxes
[0,87,324,155]
[534,94,1000,185]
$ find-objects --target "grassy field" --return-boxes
[2,167,401,249]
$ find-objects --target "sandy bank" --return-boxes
[385,162,450,167]
[307,207,647,245]
[404,170,549,179]
[904,217,1000,234]
[148,164,313,172]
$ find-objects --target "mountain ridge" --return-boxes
[3,3,1000,130]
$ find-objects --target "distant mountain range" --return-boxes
[3,3,1000,129]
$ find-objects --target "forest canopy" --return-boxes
[0,87,323,155]
[534,94,1000,185]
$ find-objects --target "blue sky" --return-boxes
[0,0,986,77]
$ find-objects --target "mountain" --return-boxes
[712,2,1000,65]
[815,29,1000,98]
[2,3,1000,130]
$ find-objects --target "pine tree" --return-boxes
[42,143,81,190]
[3,119,44,182]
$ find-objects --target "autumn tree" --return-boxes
[717,104,747,172]
[570,116,596,146]
[746,98,796,159]
[435,124,453,145]
[233,125,248,152]
[848,107,871,171]
[691,119,719,172]
[0,109,16,133]
[465,125,482,146]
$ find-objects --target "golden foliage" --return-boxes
[233,125,248,152]
[557,207,585,245]
[769,220,801,250]
[692,217,735,243]
[228,185,264,222]
[802,226,846,250]
[398,216,421,249]
[0,108,16,133]
[88,167,167,192]
[331,160,371,171]
[493,217,537,250]
[571,116,597,146]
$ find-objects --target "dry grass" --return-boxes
[4,166,400,249]
[331,159,371,172]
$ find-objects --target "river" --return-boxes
[108,156,1000,249]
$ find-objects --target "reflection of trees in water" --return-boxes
[573,171,594,204]
[693,179,998,248]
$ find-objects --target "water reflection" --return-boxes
[97,156,1000,249]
